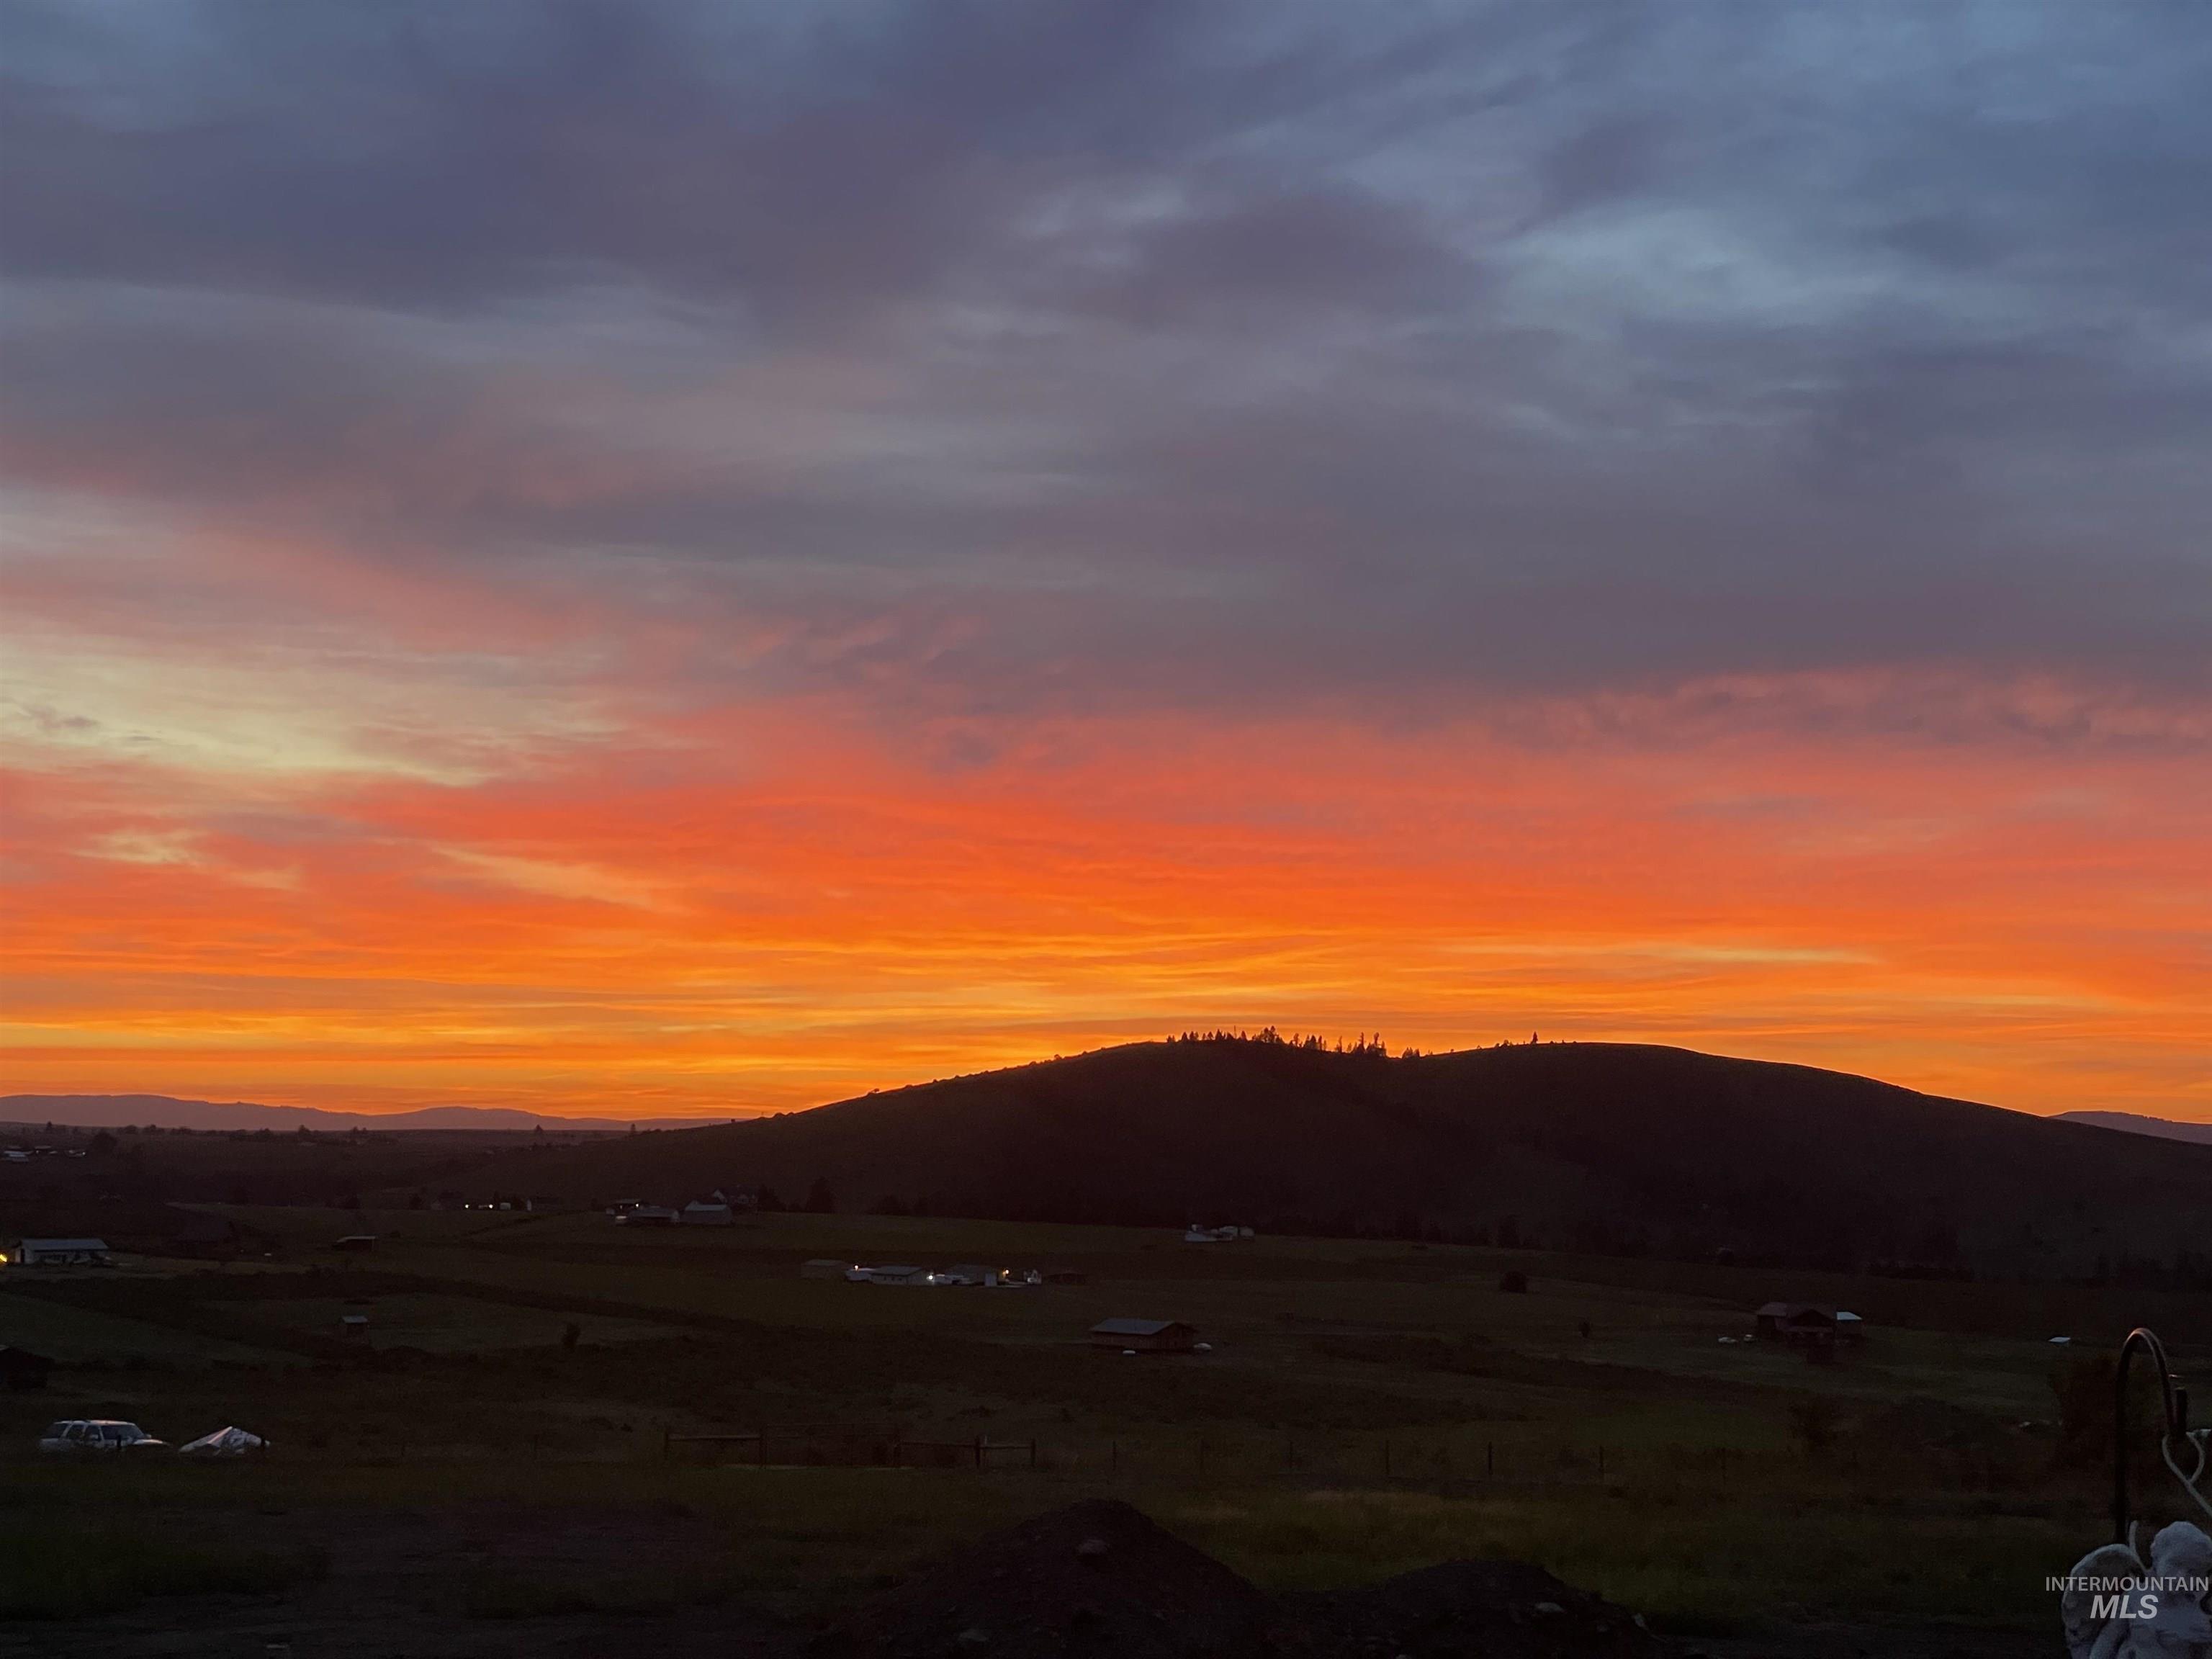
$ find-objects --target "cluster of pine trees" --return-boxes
[1171,1027,1411,1058]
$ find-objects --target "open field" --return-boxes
[2,1203,2197,1654]
[0,1292,295,1369]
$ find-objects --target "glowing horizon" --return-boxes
[4,6,2208,1124]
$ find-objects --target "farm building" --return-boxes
[4,1206,233,1258]
[331,1234,377,1253]
[9,1238,112,1267]
[615,1205,680,1227]
[1089,1318,1198,1353]
[799,1259,855,1280]
[941,1264,1010,1286]
[1755,1303,1863,1344]
[680,1200,735,1226]
[863,1264,932,1285]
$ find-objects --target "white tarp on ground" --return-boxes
[178,1426,266,1457]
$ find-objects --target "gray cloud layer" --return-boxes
[4,0,2208,723]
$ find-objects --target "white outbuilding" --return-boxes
[11,1238,112,1267]
[863,1264,932,1285]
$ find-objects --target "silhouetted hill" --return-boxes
[462,1040,2212,1280]
[2054,1110,2212,1146]
[0,1094,634,1133]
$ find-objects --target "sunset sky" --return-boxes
[2,3,2207,1122]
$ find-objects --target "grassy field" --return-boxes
[0,1203,2183,1648]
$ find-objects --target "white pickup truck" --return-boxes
[37,1419,167,1454]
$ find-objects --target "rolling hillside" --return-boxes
[451,1040,2212,1282]
[2054,1110,2212,1146]
[0,1094,634,1133]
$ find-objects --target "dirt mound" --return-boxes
[817,1500,1671,1658]
[815,1498,1269,1658]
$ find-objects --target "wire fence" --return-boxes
[643,1428,2059,1498]
[663,1428,1040,1469]
[647,1428,1899,1490]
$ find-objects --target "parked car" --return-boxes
[37,1419,167,1454]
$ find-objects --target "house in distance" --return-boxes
[860,1264,932,1285]
[1089,1318,1198,1354]
[1754,1303,1866,1346]
[7,1238,112,1267]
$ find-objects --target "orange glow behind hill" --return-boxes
[5,681,2206,1123]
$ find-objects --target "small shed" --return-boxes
[338,1313,369,1338]
[13,1238,112,1267]
[799,1259,854,1280]
[331,1234,377,1253]
[1089,1318,1198,1354]
[680,1200,735,1227]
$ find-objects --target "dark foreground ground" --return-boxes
[6,1204,2132,1655]
[1,1498,2047,1659]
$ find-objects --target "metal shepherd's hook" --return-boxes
[2115,1326,2212,1547]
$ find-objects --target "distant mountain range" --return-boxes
[2055,1110,2212,1146]
[0,1094,635,1133]
[458,1039,2212,1281]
